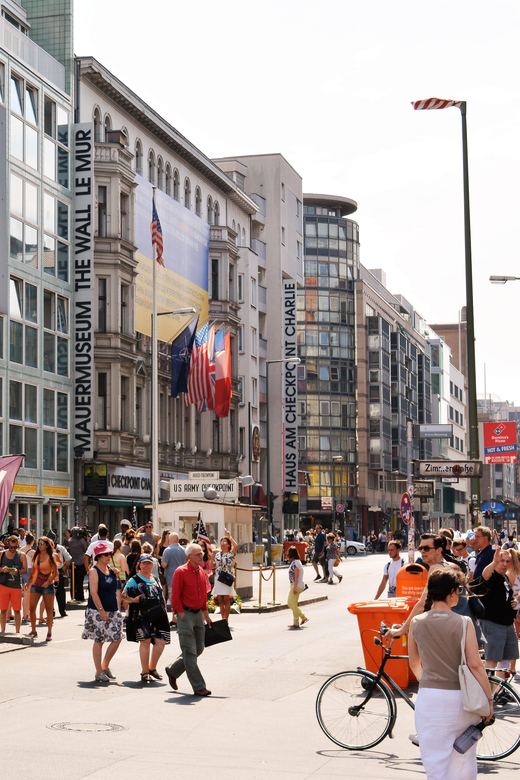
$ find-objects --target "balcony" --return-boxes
[251,194,266,227]
[0,18,65,91]
[251,238,266,268]
[259,337,268,358]
[258,284,267,313]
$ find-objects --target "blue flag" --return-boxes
[171,316,199,398]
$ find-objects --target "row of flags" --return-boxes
[151,193,232,418]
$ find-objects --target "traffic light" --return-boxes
[282,491,299,515]
[484,510,491,520]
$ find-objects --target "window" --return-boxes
[252,377,258,407]
[148,150,156,184]
[43,97,69,187]
[214,201,220,226]
[250,278,257,307]
[98,278,107,332]
[97,185,107,237]
[10,278,37,367]
[251,327,257,357]
[10,75,38,170]
[121,376,129,432]
[120,193,129,241]
[207,196,214,225]
[43,192,69,281]
[281,182,285,201]
[296,199,302,217]
[195,187,202,217]
[93,106,102,141]
[281,226,285,245]
[120,284,128,334]
[157,156,164,190]
[211,258,219,300]
[184,177,191,209]
[98,372,108,429]
[238,273,244,303]
[173,169,180,200]
[135,139,143,174]
[238,376,244,404]
[136,386,142,437]
[212,419,220,452]
[10,173,38,268]
[42,389,68,472]
[43,289,68,376]
[238,325,244,353]
[297,240,302,260]
[165,163,172,196]
[9,380,38,469]
[0,62,4,104]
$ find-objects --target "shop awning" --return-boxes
[96,498,148,507]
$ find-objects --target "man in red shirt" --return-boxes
[165,543,212,696]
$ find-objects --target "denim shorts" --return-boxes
[31,583,55,595]
[481,619,519,661]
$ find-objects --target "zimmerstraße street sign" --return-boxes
[417,460,482,478]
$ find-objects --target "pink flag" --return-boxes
[214,332,232,419]
[411,98,462,110]
[0,455,24,531]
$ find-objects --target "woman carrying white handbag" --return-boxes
[409,568,494,780]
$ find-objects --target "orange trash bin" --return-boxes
[396,563,428,600]
[348,598,415,689]
[283,541,308,562]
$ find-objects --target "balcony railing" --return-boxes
[251,238,266,260]
[1,19,65,91]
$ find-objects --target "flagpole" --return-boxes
[151,187,159,528]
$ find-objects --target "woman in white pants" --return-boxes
[409,569,493,780]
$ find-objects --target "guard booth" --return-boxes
[154,497,256,599]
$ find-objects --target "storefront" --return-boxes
[8,483,74,542]
[83,464,150,535]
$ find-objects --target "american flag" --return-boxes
[151,192,164,266]
[185,323,214,406]
[195,512,210,544]
[411,98,462,111]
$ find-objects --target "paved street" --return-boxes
[1,552,519,779]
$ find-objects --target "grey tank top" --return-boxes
[411,609,465,690]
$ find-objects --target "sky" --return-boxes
[75,0,520,404]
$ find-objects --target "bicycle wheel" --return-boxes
[316,671,394,750]
[477,676,520,761]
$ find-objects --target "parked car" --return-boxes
[344,539,366,556]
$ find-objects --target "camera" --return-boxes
[71,526,90,540]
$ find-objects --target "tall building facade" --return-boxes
[3,0,75,538]
[213,154,303,536]
[298,194,358,531]
[76,58,257,534]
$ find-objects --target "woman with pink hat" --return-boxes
[81,542,123,683]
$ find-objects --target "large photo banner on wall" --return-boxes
[134,175,209,341]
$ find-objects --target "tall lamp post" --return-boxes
[151,307,196,526]
[265,357,301,565]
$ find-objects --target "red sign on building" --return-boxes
[483,421,518,464]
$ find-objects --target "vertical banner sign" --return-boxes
[73,124,94,458]
[283,280,298,492]
[0,106,7,315]
[483,421,518,464]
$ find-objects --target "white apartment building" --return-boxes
[214,155,303,534]
[76,58,257,532]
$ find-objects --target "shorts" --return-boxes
[0,584,22,611]
[30,583,55,595]
[312,550,324,565]
[481,619,519,661]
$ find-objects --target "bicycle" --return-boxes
[316,622,520,761]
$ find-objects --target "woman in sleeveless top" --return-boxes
[25,537,59,641]
[409,568,493,780]
[82,542,123,683]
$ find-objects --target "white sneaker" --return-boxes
[408,733,419,747]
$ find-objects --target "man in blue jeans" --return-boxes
[165,543,212,696]
[312,525,328,582]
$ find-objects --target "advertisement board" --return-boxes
[483,421,518,464]
[134,175,209,341]
[283,280,298,491]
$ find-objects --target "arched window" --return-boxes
[148,150,156,184]
[237,223,241,246]
[195,186,202,217]
[173,168,180,201]
[157,156,164,190]
[120,127,129,146]
[93,106,102,142]
[242,227,246,246]
[214,201,220,226]
[135,139,143,174]
[232,220,236,232]
[184,177,191,210]
[165,163,172,196]
[103,113,112,141]
[207,196,214,225]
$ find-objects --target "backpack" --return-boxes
[385,558,405,577]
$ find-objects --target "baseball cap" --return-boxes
[121,519,131,528]
[139,554,154,563]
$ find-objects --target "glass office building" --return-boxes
[297,195,358,529]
